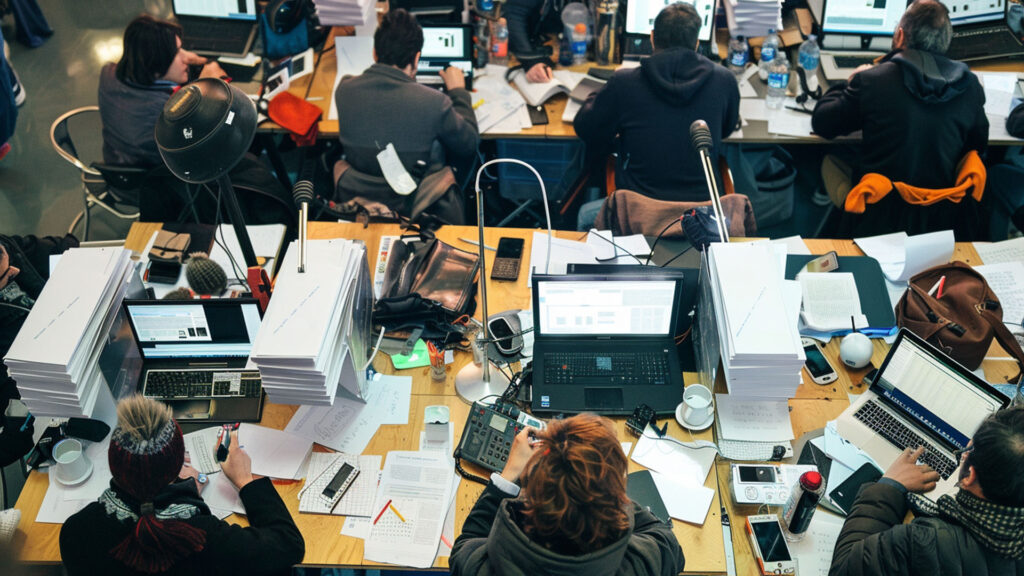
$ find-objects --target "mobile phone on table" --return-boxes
[801,337,839,385]
[745,514,795,575]
[147,260,182,284]
[528,105,549,126]
[491,237,524,281]
[829,462,883,515]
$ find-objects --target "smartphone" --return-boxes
[320,462,359,510]
[802,337,839,385]
[488,316,521,355]
[745,514,795,575]
[491,237,524,281]
[528,104,549,126]
[828,462,883,515]
[147,260,182,284]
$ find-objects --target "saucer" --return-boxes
[54,459,94,487]
[675,402,715,432]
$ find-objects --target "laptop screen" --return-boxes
[173,0,258,21]
[625,0,717,43]
[125,300,262,360]
[949,0,1005,26]
[535,279,677,337]
[822,0,906,36]
[418,25,473,75]
[872,331,1006,449]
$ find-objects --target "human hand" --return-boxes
[180,49,208,67]
[0,246,19,291]
[199,61,228,80]
[525,63,553,83]
[439,66,466,91]
[883,446,940,493]
[220,431,256,490]
[848,64,873,82]
[178,455,205,494]
[500,427,541,483]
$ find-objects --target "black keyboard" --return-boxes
[949,28,1023,59]
[853,400,957,479]
[543,351,671,386]
[143,370,262,400]
[833,55,878,69]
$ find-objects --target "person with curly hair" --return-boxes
[450,413,684,575]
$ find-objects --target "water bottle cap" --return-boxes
[574,22,587,33]
[808,34,817,41]
[768,28,775,34]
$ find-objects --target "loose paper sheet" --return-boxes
[630,425,716,487]
[715,395,794,442]
[649,471,715,525]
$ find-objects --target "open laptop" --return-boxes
[123,298,265,425]
[624,0,717,60]
[417,24,474,91]
[835,329,1007,497]
[530,273,685,416]
[172,0,259,57]
[947,0,1024,62]
[819,0,906,81]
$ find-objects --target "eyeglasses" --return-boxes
[953,444,976,460]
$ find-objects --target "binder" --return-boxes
[785,255,897,336]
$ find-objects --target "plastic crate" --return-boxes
[495,139,582,202]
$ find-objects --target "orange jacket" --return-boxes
[844,151,986,214]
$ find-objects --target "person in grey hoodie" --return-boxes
[574,2,739,203]
[450,413,684,576]
[812,0,989,207]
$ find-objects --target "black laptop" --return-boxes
[123,298,265,425]
[530,273,685,415]
[417,23,474,91]
[947,0,1024,62]
[173,0,259,57]
[624,0,717,60]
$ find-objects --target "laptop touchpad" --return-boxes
[585,388,623,411]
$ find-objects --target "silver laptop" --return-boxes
[836,329,1007,497]
[818,0,907,81]
[417,24,474,91]
[173,0,259,57]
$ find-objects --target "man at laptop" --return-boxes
[829,407,1024,575]
[811,0,988,209]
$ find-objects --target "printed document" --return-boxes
[854,231,954,282]
[799,272,868,332]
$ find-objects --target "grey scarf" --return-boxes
[909,490,1024,559]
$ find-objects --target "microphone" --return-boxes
[292,156,316,273]
[688,119,728,243]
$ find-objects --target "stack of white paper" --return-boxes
[6,248,134,418]
[708,243,804,397]
[250,239,367,405]
[724,0,783,39]
[313,0,376,27]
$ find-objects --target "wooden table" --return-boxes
[13,224,1019,573]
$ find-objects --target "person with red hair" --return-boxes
[451,413,684,575]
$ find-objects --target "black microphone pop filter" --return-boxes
[689,120,713,153]
[292,155,316,207]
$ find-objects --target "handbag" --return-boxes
[896,261,1024,381]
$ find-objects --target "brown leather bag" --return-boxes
[896,261,1024,381]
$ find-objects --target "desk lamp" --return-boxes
[455,159,552,404]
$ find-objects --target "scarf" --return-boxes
[99,480,209,523]
[909,490,1024,559]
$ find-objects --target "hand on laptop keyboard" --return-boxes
[883,446,942,493]
[438,66,466,91]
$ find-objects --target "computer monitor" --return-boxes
[389,0,463,23]
[172,0,258,21]
[821,0,907,36]
[124,299,262,360]
[625,0,718,43]
[949,0,1005,26]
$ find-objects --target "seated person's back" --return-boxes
[811,0,988,189]
[574,2,739,202]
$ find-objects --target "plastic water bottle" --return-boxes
[766,53,789,109]
[728,35,749,76]
[798,34,821,94]
[477,0,493,14]
[571,22,588,65]
[758,28,779,81]
[491,18,509,65]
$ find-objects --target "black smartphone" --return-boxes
[491,237,524,281]
[829,462,883,515]
[147,260,182,284]
[528,105,549,126]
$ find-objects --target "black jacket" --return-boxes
[97,62,175,168]
[829,482,1024,576]
[812,49,988,188]
[450,482,685,576]
[1009,103,1024,139]
[60,478,304,576]
[574,48,739,202]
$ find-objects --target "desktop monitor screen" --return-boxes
[173,0,258,21]
[821,0,907,36]
[625,0,718,43]
[948,0,1005,26]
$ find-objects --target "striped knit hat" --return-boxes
[109,417,185,502]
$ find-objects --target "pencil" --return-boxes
[473,99,485,109]
[373,499,393,525]
[389,502,406,523]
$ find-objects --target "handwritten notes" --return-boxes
[715,395,794,442]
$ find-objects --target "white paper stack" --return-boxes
[707,243,804,397]
[313,0,376,27]
[5,248,134,418]
[724,0,783,39]
[250,239,367,405]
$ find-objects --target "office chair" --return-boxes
[50,106,144,241]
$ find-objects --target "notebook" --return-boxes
[623,0,717,60]
[835,329,1007,498]
[123,298,265,425]
[530,273,685,415]
[173,0,259,57]
[817,0,902,81]
[946,0,1024,62]
[416,24,474,91]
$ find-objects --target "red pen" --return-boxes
[936,276,947,299]
[373,499,393,525]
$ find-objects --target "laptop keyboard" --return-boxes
[949,28,1022,58]
[543,351,671,386]
[143,370,262,400]
[853,400,957,479]
[833,55,878,69]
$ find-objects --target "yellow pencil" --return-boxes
[473,99,485,110]
[389,502,406,523]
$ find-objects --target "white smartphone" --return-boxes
[745,514,796,575]
[801,337,839,385]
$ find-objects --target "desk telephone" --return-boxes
[456,400,545,473]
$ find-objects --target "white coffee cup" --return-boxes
[681,384,713,426]
[53,438,93,486]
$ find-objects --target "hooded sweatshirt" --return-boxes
[812,49,989,189]
[575,47,739,202]
[450,483,684,576]
[1009,102,1024,139]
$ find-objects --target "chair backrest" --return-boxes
[92,163,151,192]
[49,106,102,177]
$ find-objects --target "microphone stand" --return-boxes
[696,148,729,243]
[298,202,308,273]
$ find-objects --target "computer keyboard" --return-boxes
[949,27,1023,59]
[853,400,957,479]
[833,55,879,69]
[718,438,793,461]
[544,351,671,385]
[143,370,262,400]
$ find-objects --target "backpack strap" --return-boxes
[978,305,1024,385]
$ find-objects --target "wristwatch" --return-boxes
[197,473,208,485]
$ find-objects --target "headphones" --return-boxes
[267,0,308,34]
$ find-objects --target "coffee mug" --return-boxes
[681,384,713,426]
[53,438,93,486]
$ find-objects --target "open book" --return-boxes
[799,272,868,333]
[509,69,587,106]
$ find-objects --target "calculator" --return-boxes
[317,461,360,511]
